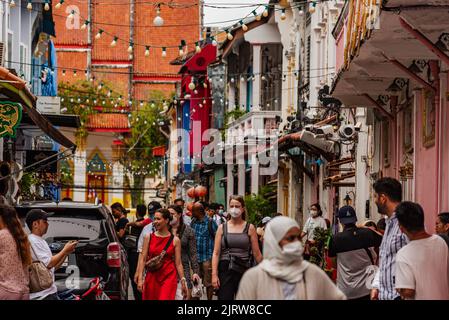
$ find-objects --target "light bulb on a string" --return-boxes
[128,42,134,53]
[9,0,15,8]
[95,29,104,39]
[280,9,286,20]
[188,80,196,91]
[153,5,164,27]
[203,99,207,104]
[98,83,103,90]
[140,101,144,107]
[62,70,66,76]
[309,2,317,14]
[94,99,97,104]
[77,98,81,103]
[102,100,106,105]
[179,46,184,56]
[70,98,74,103]
[55,0,64,9]
[145,46,150,56]
[81,21,89,30]
[68,10,76,21]
[86,99,89,103]
[27,0,32,11]
[203,82,208,88]
[211,37,218,46]
[227,31,233,41]
[261,75,266,81]
[299,9,304,16]
[151,103,156,108]
[84,70,88,78]
[111,37,118,47]
[240,20,248,32]
[44,1,51,11]
[73,70,77,77]
[195,42,201,53]
[263,5,269,17]
[252,10,261,21]
[107,90,112,97]
[230,77,235,83]
[162,47,167,57]
[240,76,245,82]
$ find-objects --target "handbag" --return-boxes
[191,278,203,299]
[145,234,174,272]
[28,244,53,293]
[223,222,252,274]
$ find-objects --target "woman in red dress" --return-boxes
[137,209,187,300]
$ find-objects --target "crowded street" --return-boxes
[1,0,449,307]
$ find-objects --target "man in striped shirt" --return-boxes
[370,177,408,300]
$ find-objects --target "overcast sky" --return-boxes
[203,0,269,28]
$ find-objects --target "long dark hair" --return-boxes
[311,203,323,216]
[229,195,246,221]
[0,204,32,266]
[169,205,185,238]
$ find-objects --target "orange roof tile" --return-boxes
[86,113,130,132]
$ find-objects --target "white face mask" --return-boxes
[228,207,242,218]
[281,241,304,262]
[310,210,318,217]
[218,209,224,216]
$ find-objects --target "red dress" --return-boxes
[142,234,177,300]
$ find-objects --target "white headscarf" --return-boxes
[260,216,309,283]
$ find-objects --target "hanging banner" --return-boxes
[0,101,22,138]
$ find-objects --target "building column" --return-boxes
[73,148,86,201]
[252,44,262,110]
[238,164,245,196]
[250,154,259,195]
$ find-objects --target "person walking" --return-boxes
[111,202,129,241]
[212,195,263,300]
[394,202,449,300]
[301,203,327,260]
[0,204,31,300]
[236,216,346,300]
[168,205,200,300]
[126,204,147,300]
[435,212,449,246]
[174,198,191,226]
[190,202,218,300]
[137,209,187,300]
[328,206,383,300]
[370,177,408,300]
[26,209,77,300]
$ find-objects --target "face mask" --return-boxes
[282,241,304,262]
[310,210,318,217]
[229,207,242,218]
[170,216,178,227]
[218,209,224,216]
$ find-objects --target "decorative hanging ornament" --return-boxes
[240,20,248,32]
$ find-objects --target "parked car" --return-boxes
[16,201,129,300]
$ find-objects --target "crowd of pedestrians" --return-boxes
[1,176,449,300]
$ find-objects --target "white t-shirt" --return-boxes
[302,216,327,241]
[28,234,58,299]
[395,235,449,300]
[137,223,154,253]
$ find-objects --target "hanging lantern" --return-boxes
[195,185,207,198]
[187,187,196,198]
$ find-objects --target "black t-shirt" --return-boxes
[328,226,383,257]
[115,217,129,233]
[129,218,145,238]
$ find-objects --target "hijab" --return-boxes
[259,216,309,283]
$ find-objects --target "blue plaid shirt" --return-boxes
[191,215,218,263]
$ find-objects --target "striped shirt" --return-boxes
[191,216,218,263]
[373,213,408,300]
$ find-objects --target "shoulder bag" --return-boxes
[145,234,174,272]
[28,244,54,293]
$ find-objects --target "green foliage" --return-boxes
[308,227,333,275]
[18,172,39,200]
[244,185,277,225]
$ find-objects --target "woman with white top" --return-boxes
[236,216,346,300]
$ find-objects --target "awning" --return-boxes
[0,67,76,150]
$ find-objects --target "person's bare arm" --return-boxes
[174,237,187,298]
[137,235,150,292]
[211,224,223,289]
[48,241,77,269]
[249,224,263,263]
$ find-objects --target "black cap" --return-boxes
[148,201,162,214]
[337,206,357,224]
[25,209,54,227]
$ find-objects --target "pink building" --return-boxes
[331,1,449,232]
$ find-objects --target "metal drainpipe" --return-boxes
[129,0,135,104]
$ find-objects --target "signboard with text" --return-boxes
[36,96,61,115]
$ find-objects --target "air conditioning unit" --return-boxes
[301,130,335,153]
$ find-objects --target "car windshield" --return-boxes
[43,217,104,242]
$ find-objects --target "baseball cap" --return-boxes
[25,209,54,227]
[337,206,357,224]
[148,201,162,214]
[261,216,272,225]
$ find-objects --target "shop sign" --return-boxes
[0,101,22,138]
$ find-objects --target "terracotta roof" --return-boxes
[86,113,130,132]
